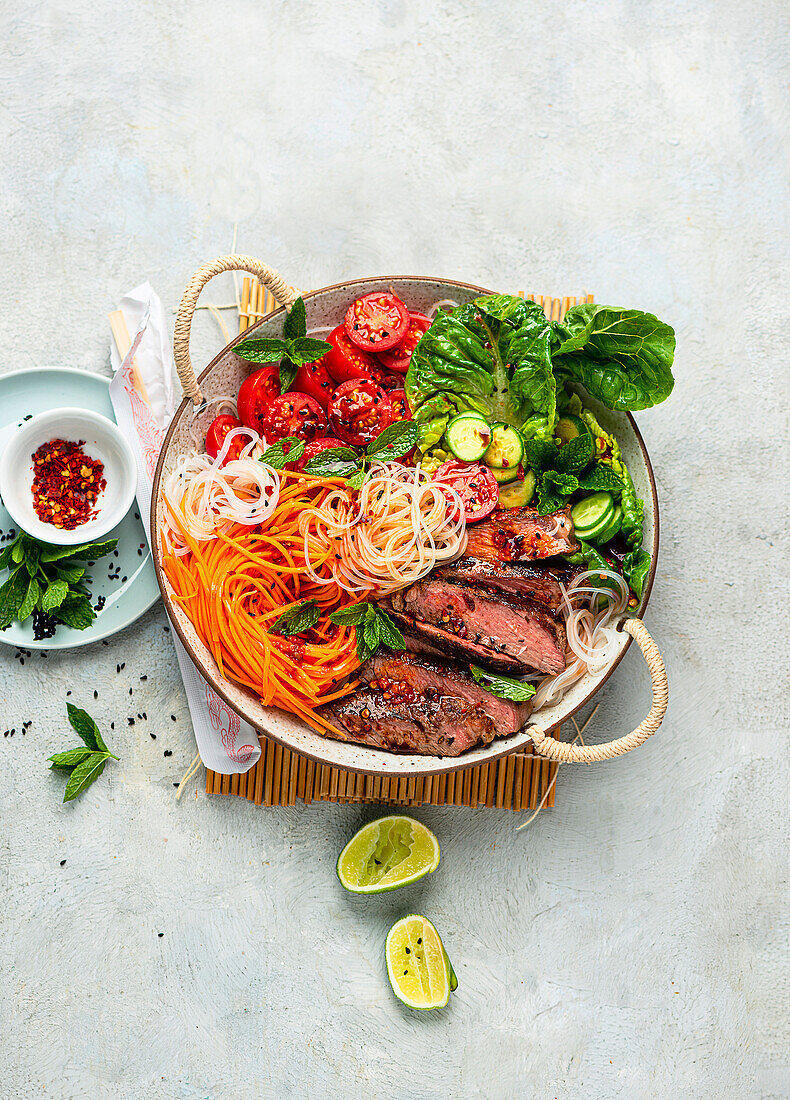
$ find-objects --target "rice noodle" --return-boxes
[299,461,467,596]
[531,569,629,712]
[161,427,279,553]
[426,298,460,320]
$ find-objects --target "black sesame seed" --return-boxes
[163,750,172,757]
[60,859,66,866]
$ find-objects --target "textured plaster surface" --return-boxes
[0,2,788,1097]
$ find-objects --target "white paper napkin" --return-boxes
[109,282,260,774]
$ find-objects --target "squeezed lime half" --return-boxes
[386,914,453,1009]
[336,815,440,894]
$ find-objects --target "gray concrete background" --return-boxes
[0,2,787,1097]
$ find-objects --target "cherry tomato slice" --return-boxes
[328,378,394,446]
[323,325,379,384]
[389,389,412,421]
[433,460,499,524]
[261,392,327,442]
[205,415,246,464]
[376,311,431,373]
[294,436,348,471]
[344,292,410,352]
[237,365,281,432]
[366,361,404,391]
[292,356,335,409]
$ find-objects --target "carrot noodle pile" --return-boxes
[298,461,468,597]
[161,427,278,554]
[530,569,629,711]
[161,469,360,734]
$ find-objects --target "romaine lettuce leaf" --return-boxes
[405,295,553,451]
[553,304,675,411]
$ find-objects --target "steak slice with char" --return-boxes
[362,651,533,731]
[388,609,529,675]
[464,505,577,562]
[389,578,567,675]
[322,690,500,757]
[433,557,576,612]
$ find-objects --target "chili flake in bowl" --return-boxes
[31,438,107,529]
[0,407,137,546]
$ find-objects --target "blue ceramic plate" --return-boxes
[0,368,160,649]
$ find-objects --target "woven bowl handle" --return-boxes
[173,255,303,405]
[528,618,668,763]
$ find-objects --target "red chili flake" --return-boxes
[30,439,106,530]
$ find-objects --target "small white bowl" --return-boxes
[0,407,137,546]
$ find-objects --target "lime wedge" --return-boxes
[386,915,451,1010]
[336,815,440,894]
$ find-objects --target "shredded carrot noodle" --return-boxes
[161,471,361,736]
[298,461,467,596]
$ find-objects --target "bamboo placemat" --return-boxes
[206,284,590,812]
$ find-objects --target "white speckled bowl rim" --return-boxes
[152,276,658,777]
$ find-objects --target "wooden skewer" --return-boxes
[108,310,151,405]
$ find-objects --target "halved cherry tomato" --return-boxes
[433,460,499,524]
[328,379,393,446]
[205,415,246,464]
[237,365,280,432]
[367,361,404,391]
[294,436,348,471]
[344,292,410,352]
[261,393,327,442]
[292,356,335,409]
[389,389,411,421]
[323,325,379,384]
[376,311,431,373]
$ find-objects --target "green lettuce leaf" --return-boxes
[553,305,675,411]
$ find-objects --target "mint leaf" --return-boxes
[622,548,651,600]
[366,420,418,462]
[17,577,41,623]
[260,436,305,471]
[270,599,320,637]
[22,538,41,575]
[40,539,117,563]
[54,593,95,630]
[304,447,361,478]
[0,544,13,570]
[42,579,70,612]
[11,540,24,564]
[577,465,624,492]
[329,603,370,626]
[554,432,594,473]
[49,747,92,771]
[522,439,559,473]
[0,567,28,629]
[67,703,109,752]
[63,753,107,803]
[289,337,331,364]
[233,338,288,364]
[374,609,405,651]
[53,564,85,586]
[283,297,307,341]
[345,468,367,491]
[470,665,536,702]
[279,358,299,393]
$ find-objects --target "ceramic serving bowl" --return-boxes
[0,406,137,546]
[152,276,658,777]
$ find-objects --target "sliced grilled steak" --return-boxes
[322,665,525,757]
[389,579,566,675]
[387,608,529,675]
[433,557,576,612]
[464,505,577,563]
[362,651,533,731]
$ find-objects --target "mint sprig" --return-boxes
[302,421,419,485]
[329,602,405,662]
[234,296,331,393]
[48,704,118,803]
[270,599,321,637]
[470,666,536,702]
[0,532,117,633]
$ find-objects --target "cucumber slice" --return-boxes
[491,463,520,484]
[497,470,536,508]
[555,414,588,447]
[571,492,615,538]
[444,413,492,463]
[588,504,622,546]
[484,423,524,470]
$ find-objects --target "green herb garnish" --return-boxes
[301,421,419,485]
[260,436,306,470]
[270,599,321,637]
[48,704,118,803]
[330,602,405,662]
[233,296,331,393]
[0,532,117,632]
[469,666,536,702]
